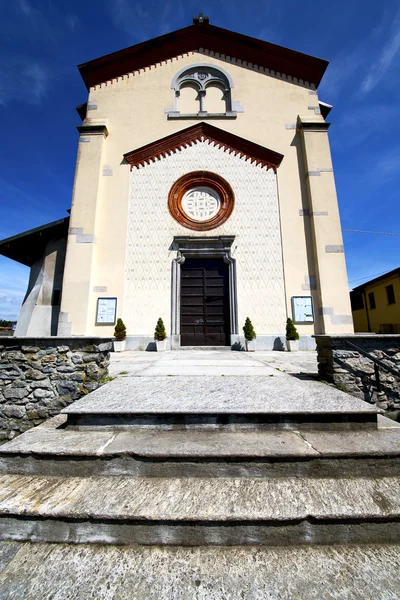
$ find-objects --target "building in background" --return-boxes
[350,268,400,333]
[0,16,353,349]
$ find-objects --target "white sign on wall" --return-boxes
[96,297,117,325]
[292,296,314,323]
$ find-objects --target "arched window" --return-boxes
[166,64,243,119]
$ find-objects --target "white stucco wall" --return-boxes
[125,140,286,337]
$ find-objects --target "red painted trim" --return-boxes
[78,24,328,89]
[123,122,283,171]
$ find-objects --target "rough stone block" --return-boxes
[3,387,29,401]
[33,389,54,399]
[57,346,70,353]
[3,406,26,419]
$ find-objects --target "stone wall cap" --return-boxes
[0,336,113,344]
[313,334,400,340]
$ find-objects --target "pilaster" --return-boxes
[58,123,108,335]
[297,116,353,334]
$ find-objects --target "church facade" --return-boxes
[0,17,353,349]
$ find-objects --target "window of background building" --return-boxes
[368,292,376,309]
[386,284,396,304]
[350,291,364,311]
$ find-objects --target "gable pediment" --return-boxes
[123,123,283,171]
[79,23,328,90]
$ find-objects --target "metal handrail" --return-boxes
[344,339,400,393]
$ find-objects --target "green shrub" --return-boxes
[243,317,256,341]
[154,317,167,341]
[286,318,299,341]
[114,318,127,341]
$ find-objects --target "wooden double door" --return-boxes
[180,258,230,346]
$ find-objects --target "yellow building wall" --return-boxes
[352,273,400,333]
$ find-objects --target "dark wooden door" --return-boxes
[181,258,230,346]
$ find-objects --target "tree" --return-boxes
[154,317,167,341]
[243,317,256,341]
[286,318,299,341]
[114,318,127,341]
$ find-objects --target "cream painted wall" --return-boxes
[60,51,351,338]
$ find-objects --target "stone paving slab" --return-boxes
[3,426,400,459]
[136,365,279,377]
[301,429,400,456]
[62,376,379,415]
[0,428,317,458]
[0,429,115,456]
[1,474,399,521]
[0,541,21,575]
[1,542,399,600]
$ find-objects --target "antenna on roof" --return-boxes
[193,13,209,24]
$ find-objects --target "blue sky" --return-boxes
[0,0,399,320]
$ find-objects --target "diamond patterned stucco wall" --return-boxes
[125,140,286,336]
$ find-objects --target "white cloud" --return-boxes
[66,14,80,32]
[331,104,399,148]
[319,7,400,101]
[0,58,50,106]
[360,17,400,94]
[108,0,186,42]
[0,259,29,321]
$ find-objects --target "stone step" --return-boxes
[176,346,233,351]
[1,422,400,478]
[1,473,400,546]
[1,541,400,599]
[61,376,380,431]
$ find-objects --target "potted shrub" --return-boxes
[243,317,256,351]
[113,318,127,352]
[154,317,167,351]
[286,318,299,351]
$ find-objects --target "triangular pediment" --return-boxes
[123,123,284,171]
[79,23,328,89]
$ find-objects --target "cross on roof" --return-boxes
[193,13,209,24]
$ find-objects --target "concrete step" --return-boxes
[61,376,380,431]
[1,472,400,546]
[1,541,400,599]
[1,421,400,478]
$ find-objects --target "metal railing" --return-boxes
[344,339,400,393]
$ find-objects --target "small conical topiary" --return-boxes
[114,318,127,341]
[243,317,256,341]
[154,317,167,341]
[286,318,299,341]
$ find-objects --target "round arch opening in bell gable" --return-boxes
[168,171,235,231]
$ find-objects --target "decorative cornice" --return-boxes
[77,124,109,137]
[78,23,328,90]
[297,118,330,132]
[123,122,283,171]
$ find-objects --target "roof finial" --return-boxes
[193,13,209,24]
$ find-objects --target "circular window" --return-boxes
[168,171,234,231]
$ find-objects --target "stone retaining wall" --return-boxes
[314,335,400,417]
[0,337,113,441]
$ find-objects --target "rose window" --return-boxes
[168,171,234,231]
[181,187,221,221]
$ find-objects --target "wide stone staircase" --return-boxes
[1,358,400,597]
[1,373,400,548]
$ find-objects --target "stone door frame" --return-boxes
[171,236,238,349]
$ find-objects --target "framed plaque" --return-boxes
[292,296,314,323]
[96,297,117,325]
